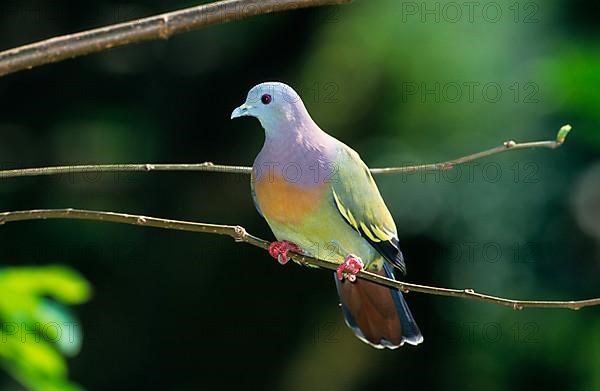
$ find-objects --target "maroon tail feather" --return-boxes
[335,265,423,349]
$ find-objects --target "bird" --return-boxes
[231,82,423,349]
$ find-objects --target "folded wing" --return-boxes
[331,146,406,274]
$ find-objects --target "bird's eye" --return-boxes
[261,94,272,105]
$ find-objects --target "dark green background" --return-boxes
[1,0,599,390]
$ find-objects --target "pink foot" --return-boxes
[336,255,364,282]
[268,241,303,265]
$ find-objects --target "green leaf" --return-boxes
[0,266,92,304]
[556,124,572,144]
[0,266,90,391]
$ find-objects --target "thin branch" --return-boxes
[0,163,252,179]
[0,0,351,77]
[370,124,573,175]
[0,207,597,311]
[0,125,572,179]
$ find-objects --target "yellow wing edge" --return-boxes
[332,189,394,243]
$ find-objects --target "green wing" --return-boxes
[331,146,406,273]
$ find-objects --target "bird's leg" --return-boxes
[268,241,303,265]
[336,254,364,282]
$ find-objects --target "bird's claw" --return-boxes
[268,241,302,265]
[336,255,364,282]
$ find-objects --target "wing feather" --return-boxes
[331,146,406,273]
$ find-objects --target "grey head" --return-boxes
[231,82,317,135]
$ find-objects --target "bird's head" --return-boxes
[231,82,310,132]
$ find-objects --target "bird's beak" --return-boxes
[231,103,252,119]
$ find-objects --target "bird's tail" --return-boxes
[334,263,423,349]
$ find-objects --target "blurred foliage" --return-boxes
[0,0,599,390]
[0,266,90,391]
[540,45,600,146]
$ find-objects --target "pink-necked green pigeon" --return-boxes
[231,82,423,349]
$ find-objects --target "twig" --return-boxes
[0,207,597,311]
[370,124,573,174]
[0,163,251,179]
[0,0,351,77]
[0,125,572,179]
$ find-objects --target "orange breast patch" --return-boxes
[254,175,325,225]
